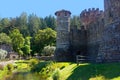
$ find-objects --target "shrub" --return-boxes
[6,64,13,71]
[38,62,55,79]
[31,61,50,73]
[52,69,60,80]
[42,45,56,56]
[0,67,8,80]
[0,49,7,60]
[6,63,14,74]
[29,58,39,67]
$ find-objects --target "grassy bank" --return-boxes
[1,59,120,80]
[31,61,120,80]
[60,63,120,80]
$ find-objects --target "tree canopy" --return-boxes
[0,12,81,57]
[10,29,25,55]
[33,28,56,54]
[0,33,11,44]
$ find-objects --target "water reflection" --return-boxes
[7,72,42,80]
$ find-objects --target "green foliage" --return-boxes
[22,37,31,56]
[6,64,13,71]
[0,12,58,56]
[0,33,11,44]
[0,18,11,34]
[2,61,120,80]
[29,58,39,67]
[30,61,51,73]
[42,45,56,56]
[38,62,55,79]
[0,49,7,59]
[52,69,60,80]
[0,18,10,27]
[0,67,8,80]
[44,15,57,30]
[70,15,81,28]
[14,60,30,72]
[28,13,41,36]
[29,62,120,80]
[17,12,27,26]
[15,12,29,37]
[33,28,56,54]
[40,18,47,29]
[10,29,25,55]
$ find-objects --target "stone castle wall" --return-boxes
[80,8,104,61]
[104,0,120,26]
[70,25,87,61]
[55,0,120,62]
[97,21,120,62]
[97,0,120,62]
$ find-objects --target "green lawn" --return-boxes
[60,63,120,80]
[1,59,120,80]
[30,61,120,80]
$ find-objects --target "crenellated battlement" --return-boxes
[80,8,104,26]
[55,0,120,62]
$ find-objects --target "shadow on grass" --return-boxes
[67,63,120,80]
[30,61,51,72]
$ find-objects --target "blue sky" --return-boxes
[0,0,104,18]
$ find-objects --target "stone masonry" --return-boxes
[54,10,73,61]
[55,0,120,62]
[97,0,120,62]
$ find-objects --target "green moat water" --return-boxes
[6,72,42,80]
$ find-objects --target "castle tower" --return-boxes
[104,0,120,26]
[54,9,72,61]
[55,9,71,49]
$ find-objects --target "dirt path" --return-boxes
[0,60,15,66]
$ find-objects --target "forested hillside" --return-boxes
[0,12,80,57]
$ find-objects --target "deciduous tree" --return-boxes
[10,29,25,56]
[32,28,56,54]
[0,33,11,44]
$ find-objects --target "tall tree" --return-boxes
[44,15,57,30]
[16,12,29,37]
[0,20,2,33]
[10,29,25,55]
[40,18,47,29]
[0,18,11,34]
[0,18,10,27]
[28,13,41,36]
[71,15,81,28]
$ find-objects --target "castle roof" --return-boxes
[55,9,71,16]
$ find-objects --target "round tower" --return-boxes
[104,0,120,26]
[55,9,71,49]
[55,9,72,61]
